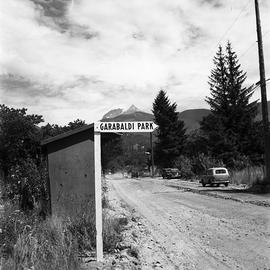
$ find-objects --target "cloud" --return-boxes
[0,0,269,124]
[199,0,223,9]
[29,0,68,18]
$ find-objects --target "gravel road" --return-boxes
[110,176,270,270]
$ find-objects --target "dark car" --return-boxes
[131,171,139,178]
[161,168,181,179]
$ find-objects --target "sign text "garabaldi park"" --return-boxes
[95,121,158,133]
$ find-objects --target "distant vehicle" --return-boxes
[131,171,139,178]
[161,168,181,179]
[200,167,230,187]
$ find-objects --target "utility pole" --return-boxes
[254,0,270,184]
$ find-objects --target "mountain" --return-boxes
[106,111,154,122]
[122,105,141,115]
[101,105,153,122]
[101,101,270,132]
[177,102,270,131]
[102,108,123,119]
[101,105,209,131]
[178,109,210,131]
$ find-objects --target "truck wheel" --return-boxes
[225,183,229,187]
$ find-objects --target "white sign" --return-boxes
[95,121,158,133]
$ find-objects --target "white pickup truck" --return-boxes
[200,167,230,187]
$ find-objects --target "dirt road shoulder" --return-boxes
[107,180,177,270]
[164,179,270,207]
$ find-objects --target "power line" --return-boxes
[207,0,251,57]
[252,78,270,91]
[239,30,270,58]
[216,1,251,45]
[239,42,257,58]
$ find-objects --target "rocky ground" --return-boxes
[82,180,145,269]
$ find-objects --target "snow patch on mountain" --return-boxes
[102,108,123,119]
[122,105,141,114]
[102,105,142,119]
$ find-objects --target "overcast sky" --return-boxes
[0,0,269,125]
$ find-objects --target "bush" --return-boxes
[2,158,49,214]
[227,155,251,170]
[0,203,38,260]
[174,155,194,179]
[230,166,264,186]
[192,154,224,175]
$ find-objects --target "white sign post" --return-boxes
[94,121,158,261]
[94,130,103,262]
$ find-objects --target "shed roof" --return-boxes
[41,124,94,146]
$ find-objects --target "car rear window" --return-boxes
[215,169,227,174]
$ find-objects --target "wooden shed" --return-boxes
[41,124,97,216]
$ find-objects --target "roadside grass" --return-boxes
[0,198,127,269]
[0,208,80,270]
[103,214,124,252]
[230,166,264,186]
[13,217,79,270]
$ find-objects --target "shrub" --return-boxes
[192,154,224,175]
[2,158,49,214]
[174,155,194,179]
[230,166,264,186]
[228,155,251,170]
[0,203,38,259]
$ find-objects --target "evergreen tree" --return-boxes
[152,90,186,168]
[201,42,258,167]
[206,45,228,116]
[225,42,258,141]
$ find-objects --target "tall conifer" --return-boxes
[201,42,258,166]
[152,90,186,168]
[206,45,228,116]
